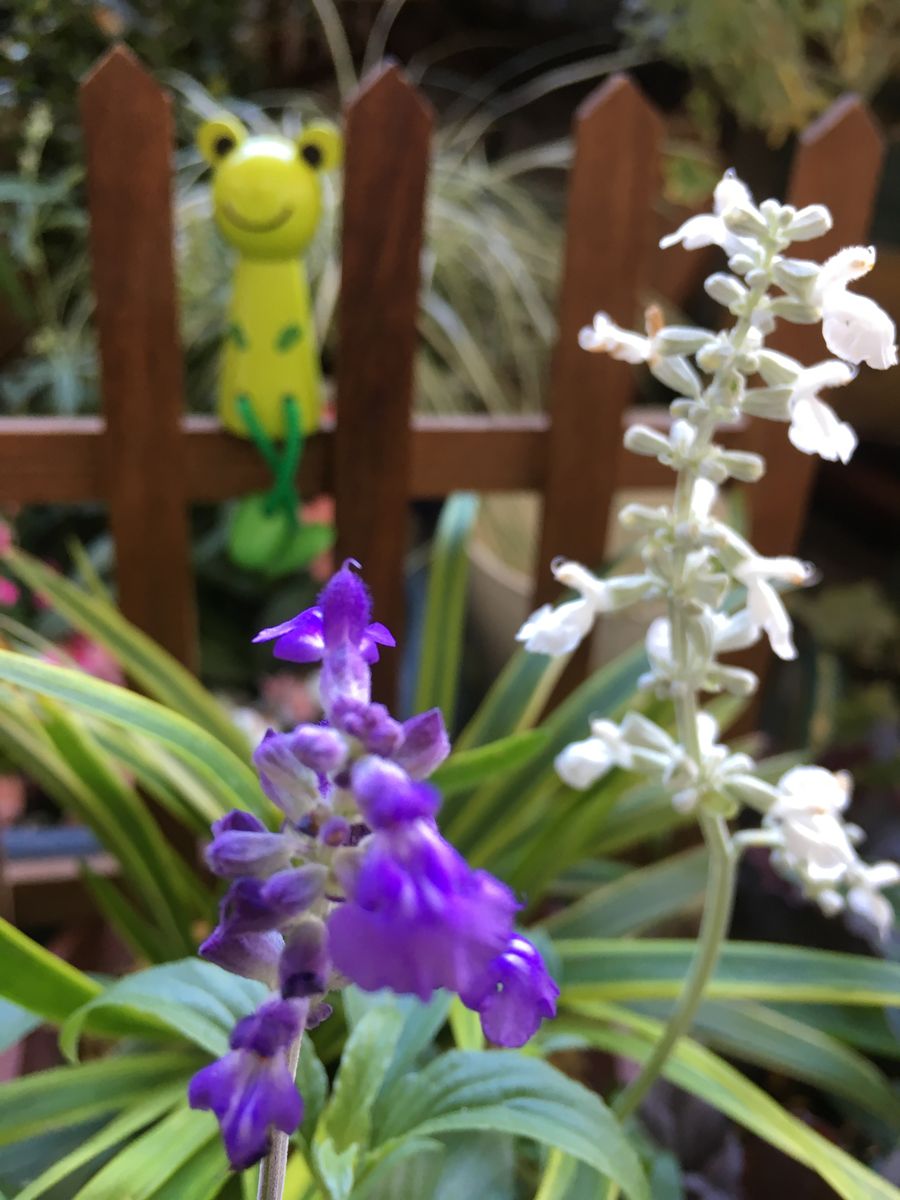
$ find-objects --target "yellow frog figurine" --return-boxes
[196,114,341,575]
[197,114,341,439]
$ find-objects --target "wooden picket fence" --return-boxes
[0,45,886,704]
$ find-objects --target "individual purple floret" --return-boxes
[461,934,560,1048]
[199,926,283,988]
[205,811,292,879]
[188,997,305,1170]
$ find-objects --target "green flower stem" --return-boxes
[612,810,736,1126]
[257,1033,303,1200]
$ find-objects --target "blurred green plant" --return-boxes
[623,0,900,143]
[0,496,897,1198]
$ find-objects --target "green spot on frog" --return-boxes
[227,322,249,350]
[275,323,303,353]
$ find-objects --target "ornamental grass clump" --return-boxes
[519,170,898,1124]
[189,561,557,1178]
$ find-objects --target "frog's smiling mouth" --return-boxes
[223,204,293,233]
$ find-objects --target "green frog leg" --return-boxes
[235,393,280,475]
[267,395,304,525]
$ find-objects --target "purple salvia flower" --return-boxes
[290,724,348,774]
[331,698,404,757]
[205,811,291,879]
[198,926,283,987]
[351,756,439,828]
[319,815,351,846]
[327,817,518,1002]
[252,730,321,822]
[394,709,451,778]
[220,865,326,935]
[188,997,304,1170]
[253,561,395,668]
[279,918,331,999]
[461,934,559,1047]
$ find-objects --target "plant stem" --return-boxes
[256,1034,303,1200]
[612,810,735,1123]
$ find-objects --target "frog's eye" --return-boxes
[197,115,247,167]
[296,122,342,172]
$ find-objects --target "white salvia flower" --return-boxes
[814,246,898,370]
[555,718,630,790]
[846,862,900,939]
[787,360,857,463]
[766,766,857,882]
[578,311,651,363]
[733,554,816,661]
[659,171,755,257]
[516,560,610,657]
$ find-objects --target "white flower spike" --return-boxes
[659,170,756,257]
[578,312,651,363]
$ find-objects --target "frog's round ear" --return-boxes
[295,122,342,172]
[197,115,247,167]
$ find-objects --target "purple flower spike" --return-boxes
[253,731,320,822]
[328,819,518,1002]
[351,756,440,828]
[205,812,291,879]
[279,918,331,998]
[199,926,283,987]
[462,934,559,1048]
[395,709,451,779]
[188,997,304,1171]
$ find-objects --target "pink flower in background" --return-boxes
[0,579,20,607]
[61,634,124,685]
[300,495,335,583]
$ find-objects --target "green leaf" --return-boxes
[375,1051,649,1200]
[0,1053,200,1146]
[0,917,100,1023]
[629,999,900,1126]
[0,651,264,816]
[556,938,900,1006]
[318,1005,404,1153]
[60,959,266,1061]
[298,1035,330,1142]
[15,1085,185,1200]
[431,730,547,797]
[0,998,41,1054]
[414,493,480,723]
[72,1106,219,1200]
[561,1005,900,1200]
[769,1001,900,1059]
[82,867,175,964]
[341,988,452,1084]
[4,547,248,757]
[447,997,484,1051]
[454,646,566,752]
[144,1135,229,1200]
[540,847,708,939]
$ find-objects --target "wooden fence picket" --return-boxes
[751,95,885,560]
[80,46,198,669]
[533,74,663,690]
[335,63,433,701]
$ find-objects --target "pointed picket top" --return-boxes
[575,71,664,141]
[80,42,166,111]
[345,60,434,141]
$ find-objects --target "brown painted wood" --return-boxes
[80,47,197,668]
[0,409,759,504]
[335,63,433,702]
[534,74,663,692]
[751,96,885,560]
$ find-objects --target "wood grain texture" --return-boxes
[80,46,197,667]
[335,63,433,701]
[533,74,663,693]
[751,97,884,559]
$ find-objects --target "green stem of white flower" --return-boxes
[256,1034,303,1200]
